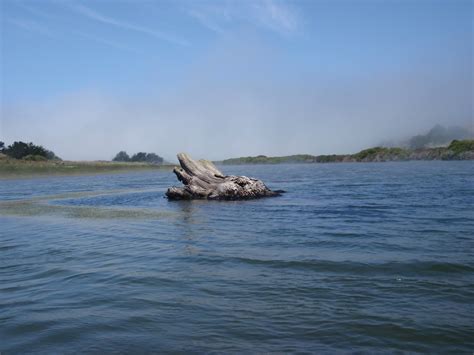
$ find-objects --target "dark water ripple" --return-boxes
[1,161,473,353]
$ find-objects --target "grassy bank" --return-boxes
[0,157,174,179]
[219,140,474,165]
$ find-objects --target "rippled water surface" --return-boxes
[1,162,473,353]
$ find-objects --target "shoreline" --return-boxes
[1,139,472,178]
[218,140,474,165]
[2,158,472,180]
[0,160,174,179]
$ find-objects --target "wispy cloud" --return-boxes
[251,0,299,35]
[15,2,56,19]
[73,31,141,54]
[187,7,228,35]
[7,18,58,38]
[70,3,190,46]
[187,0,300,36]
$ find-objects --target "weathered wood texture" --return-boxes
[166,153,282,200]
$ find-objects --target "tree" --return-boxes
[130,152,147,162]
[2,141,60,160]
[4,141,45,159]
[145,153,164,164]
[0,141,4,151]
[113,151,130,162]
[45,150,61,161]
[113,150,164,164]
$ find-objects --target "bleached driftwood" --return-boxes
[166,153,282,200]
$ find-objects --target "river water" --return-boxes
[1,161,473,353]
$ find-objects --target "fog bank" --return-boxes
[2,34,472,161]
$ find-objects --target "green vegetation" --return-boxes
[113,151,130,162]
[0,158,173,178]
[112,150,164,164]
[220,139,474,165]
[315,154,346,163]
[221,154,320,165]
[447,139,474,155]
[2,138,472,178]
[22,154,48,162]
[352,147,409,161]
[0,140,171,178]
[0,191,176,219]
[1,141,60,160]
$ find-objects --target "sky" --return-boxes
[0,0,472,161]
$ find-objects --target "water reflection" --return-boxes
[171,201,208,255]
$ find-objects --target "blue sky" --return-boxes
[1,0,472,160]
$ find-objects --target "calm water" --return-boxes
[1,161,473,353]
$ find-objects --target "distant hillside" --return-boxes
[407,124,473,149]
[219,140,474,165]
[379,124,473,149]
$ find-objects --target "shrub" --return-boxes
[448,140,474,154]
[3,141,59,160]
[113,151,130,162]
[352,147,409,161]
[23,154,48,161]
[113,151,164,164]
[144,153,164,164]
[130,152,147,162]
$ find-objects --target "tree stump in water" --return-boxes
[166,153,282,200]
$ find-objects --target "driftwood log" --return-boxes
[166,153,282,200]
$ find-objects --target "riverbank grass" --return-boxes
[0,155,173,178]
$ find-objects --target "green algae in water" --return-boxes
[0,190,175,220]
